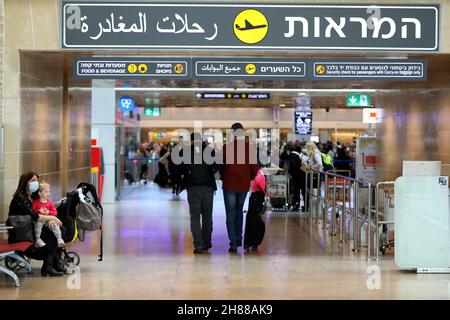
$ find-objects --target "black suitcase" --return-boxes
[270,197,286,209]
[124,170,135,184]
[244,192,266,250]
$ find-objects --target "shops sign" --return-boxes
[62,2,439,51]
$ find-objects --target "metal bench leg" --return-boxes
[0,264,20,287]
[8,253,33,274]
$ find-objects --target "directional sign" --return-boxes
[313,59,427,80]
[62,2,439,52]
[143,107,161,117]
[294,111,312,135]
[74,57,189,79]
[195,92,270,99]
[194,58,306,80]
[347,94,371,107]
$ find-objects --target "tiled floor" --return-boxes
[1,183,449,299]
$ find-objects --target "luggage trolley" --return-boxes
[265,169,289,211]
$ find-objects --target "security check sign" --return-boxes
[62,2,439,51]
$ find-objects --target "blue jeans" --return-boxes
[223,189,247,249]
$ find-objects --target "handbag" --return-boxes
[6,215,34,243]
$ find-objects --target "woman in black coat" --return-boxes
[8,171,64,276]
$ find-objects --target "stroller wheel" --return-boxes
[5,257,20,271]
[66,251,80,268]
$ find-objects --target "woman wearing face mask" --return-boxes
[8,171,64,276]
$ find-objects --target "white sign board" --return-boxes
[356,136,377,184]
[363,108,382,124]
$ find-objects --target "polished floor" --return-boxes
[1,183,449,299]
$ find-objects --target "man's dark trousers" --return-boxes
[187,185,214,250]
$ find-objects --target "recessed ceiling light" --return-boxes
[279,104,286,107]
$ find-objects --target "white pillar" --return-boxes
[91,80,116,204]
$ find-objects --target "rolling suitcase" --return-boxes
[244,191,266,250]
[124,170,135,185]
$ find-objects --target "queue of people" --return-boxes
[280,139,356,212]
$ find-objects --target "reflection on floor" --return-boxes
[1,183,449,299]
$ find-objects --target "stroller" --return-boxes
[55,182,104,271]
[3,183,103,274]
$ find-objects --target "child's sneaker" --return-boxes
[35,239,46,248]
[57,238,65,247]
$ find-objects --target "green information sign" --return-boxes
[143,107,161,117]
[346,94,370,107]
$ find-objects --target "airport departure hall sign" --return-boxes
[62,2,439,51]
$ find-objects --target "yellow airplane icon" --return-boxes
[235,20,267,31]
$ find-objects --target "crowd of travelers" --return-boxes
[279,140,355,212]
[123,127,356,254]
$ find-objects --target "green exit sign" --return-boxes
[346,94,370,107]
[143,107,161,117]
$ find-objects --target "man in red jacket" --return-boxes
[222,123,259,253]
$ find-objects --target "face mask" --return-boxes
[27,181,39,193]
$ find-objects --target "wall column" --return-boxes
[92,80,116,204]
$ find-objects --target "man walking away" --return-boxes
[285,142,303,212]
[183,132,217,254]
[222,123,259,253]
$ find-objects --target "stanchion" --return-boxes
[331,176,337,236]
[353,182,359,252]
[340,179,347,243]
[322,174,328,230]
[367,183,372,261]
[316,171,321,221]
[309,171,313,216]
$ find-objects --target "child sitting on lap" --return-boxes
[32,182,65,248]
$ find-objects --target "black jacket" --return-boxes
[8,192,39,222]
[182,142,217,191]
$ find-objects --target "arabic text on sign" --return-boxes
[73,9,219,41]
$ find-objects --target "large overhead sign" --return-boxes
[74,57,427,80]
[62,2,439,51]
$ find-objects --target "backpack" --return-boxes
[321,152,334,171]
[75,188,102,231]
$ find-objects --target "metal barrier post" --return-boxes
[309,171,313,215]
[340,179,347,242]
[353,181,359,252]
[322,173,328,230]
[316,171,321,220]
[331,176,337,236]
[367,183,372,261]
[375,183,381,261]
